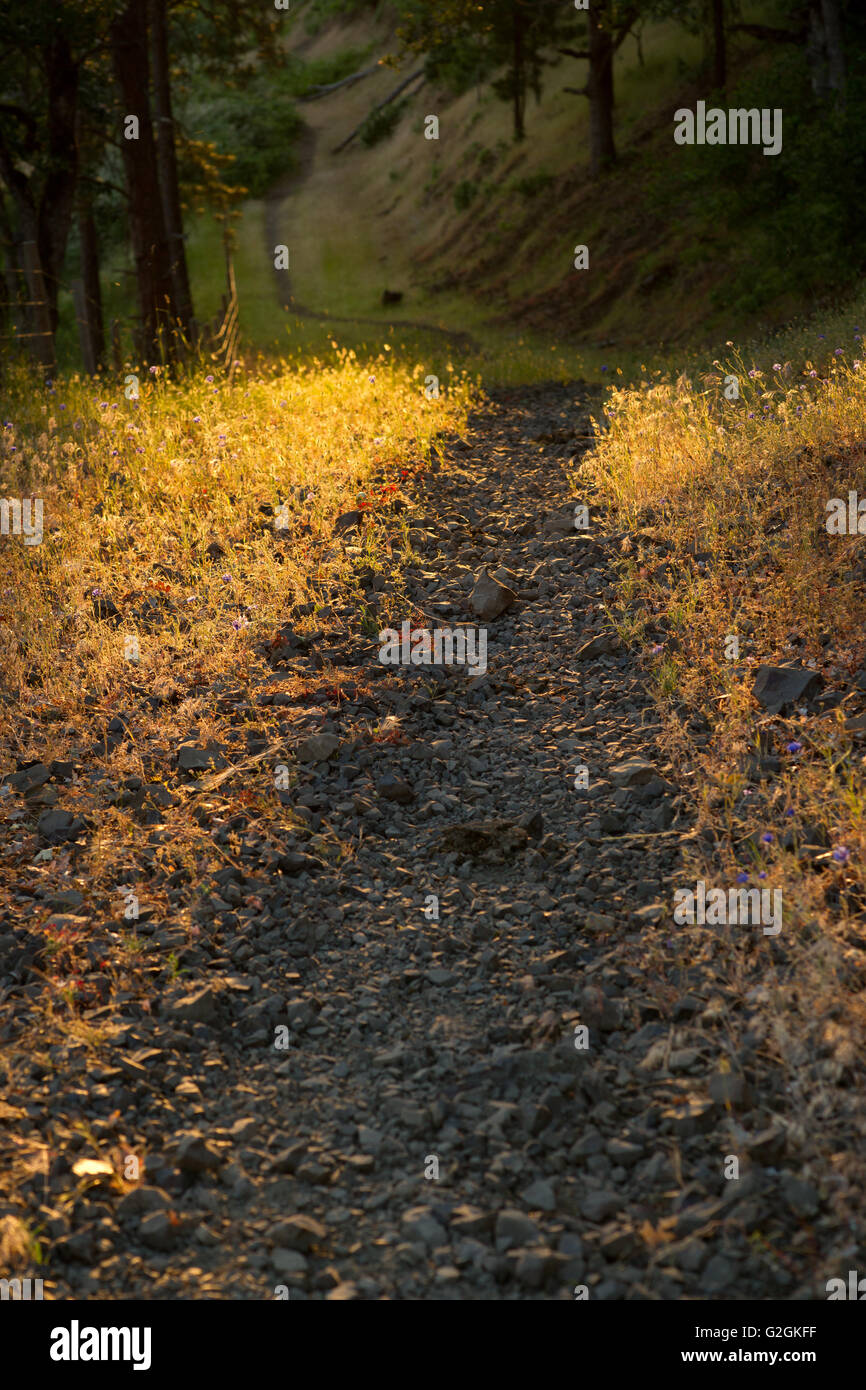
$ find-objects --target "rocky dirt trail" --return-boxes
[3,384,857,1301]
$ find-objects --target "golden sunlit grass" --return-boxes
[0,350,474,1041]
[0,349,473,703]
[583,346,866,1064]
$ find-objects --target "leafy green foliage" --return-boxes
[511,171,554,198]
[180,68,305,198]
[359,97,410,147]
[650,44,866,317]
[453,180,478,210]
[396,0,581,136]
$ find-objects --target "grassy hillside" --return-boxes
[49,3,866,389]
[259,2,866,368]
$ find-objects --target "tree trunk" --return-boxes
[110,0,178,363]
[588,1,616,174]
[77,195,105,372]
[0,33,79,364]
[0,202,21,356]
[807,0,846,103]
[820,0,846,102]
[148,0,195,343]
[710,0,726,94]
[38,34,79,337]
[512,1,526,142]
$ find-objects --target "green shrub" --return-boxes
[359,98,409,147]
[288,47,374,97]
[511,171,553,198]
[651,47,866,319]
[181,68,305,198]
[453,180,478,211]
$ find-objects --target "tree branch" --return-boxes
[728,23,803,44]
[78,171,129,200]
[612,7,642,55]
[332,68,425,154]
[299,60,385,102]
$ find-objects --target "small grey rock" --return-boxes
[708,1072,751,1108]
[469,569,516,620]
[580,985,622,1033]
[580,1191,620,1223]
[333,510,362,535]
[7,762,50,794]
[174,1133,223,1173]
[270,1215,327,1251]
[297,733,340,764]
[37,809,84,843]
[116,1186,170,1222]
[139,1211,179,1252]
[520,1178,556,1212]
[781,1176,819,1218]
[377,773,414,804]
[177,743,227,772]
[167,986,218,1023]
[402,1207,447,1249]
[752,664,822,714]
[272,1248,308,1275]
[700,1254,739,1293]
[494,1209,540,1249]
[609,757,656,788]
[576,631,621,659]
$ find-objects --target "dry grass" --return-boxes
[0,350,472,698]
[582,347,866,1140]
[0,350,473,1028]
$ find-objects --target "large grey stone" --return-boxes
[469,569,516,620]
[752,664,821,714]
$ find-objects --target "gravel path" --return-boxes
[4,384,859,1301]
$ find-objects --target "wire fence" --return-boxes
[204,249,239,381]
[0,234,241,379]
